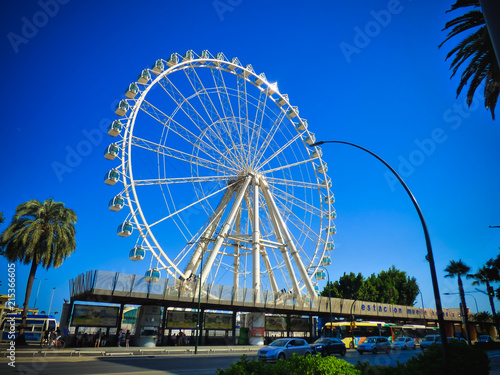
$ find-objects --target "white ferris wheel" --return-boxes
[103,50,336,300]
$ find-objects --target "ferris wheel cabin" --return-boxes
[104,144,119,160]
[151,60,164,75]
[305,133,316,145]
[310,148,323,159]
[316,163,328,174]
[296,120,308,132]
[326,226,337,235]
[125,83,139,99]
[321,256,332,266]
[166,53,178,67]
[321,178,332,188]
[108,120,123,137]
[324,193,335,204]
[287,106,299,118]
[129,246,145,261]
[115,100,129,116]
[145,268,160,283]
[277,94,288,106]
[326,242,335,251]
[104,169,120,185]
[117,222,133,237]
[137,70,151,85]
[108,195,124,211]
[315,271,326,280]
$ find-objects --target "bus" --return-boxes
[321,321,405,348]
[400,324,440,344]
[1,314,57,344]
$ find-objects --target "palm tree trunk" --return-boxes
[479,0,500,69]
[19,259,38,342]
[458,276,472,345]
[486,281,500,335]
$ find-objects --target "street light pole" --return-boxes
[195,248,204,355]
[310,140,449,361]
[444,292,479,313]
[350,299,358,349]
[48,287,56,315]
[34,278,48,309]
[318,266,332,336]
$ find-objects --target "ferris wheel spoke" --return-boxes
[157,76,240,166]
[271,185,323,217]
[133,174,236,187]
[247,90,268,164]
[148,183,231,228]
[274,200,320,260]
[131,136,238,174]
[140,99,240,170]
[236,76,249,155]
[261,157,314,175]
[252,111,288,168]
[182,66,240,161]
[209,68,247,164]
[266,176,319,190]
[256,132,303,171]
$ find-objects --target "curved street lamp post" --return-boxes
[310,140,449,361]
[317,265,333,336]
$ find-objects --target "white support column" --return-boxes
[201,175,252,286]
[261,179,317,298]
[252,174,261,303]
[233,209,241,296]
[184,187,234,280]
[245,194,280,295]
[261,181,300,294]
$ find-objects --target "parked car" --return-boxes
[478,335,494,343]
[435,336,468,345]
[310,337,346,357]
[420,334,440,350]
[258,338,311,361]
[356,336,391,354]
[391,336,416,350]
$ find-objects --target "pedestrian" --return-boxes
[49,330,56,348]
[94,329,102,348]
[117,329,123,347]
[125,330,131,348]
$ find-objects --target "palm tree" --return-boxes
[444,259,472,344]
[468,266,500,333]
[439,0,500,120]
[0,199,77,343]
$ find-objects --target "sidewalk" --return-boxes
[0,343,261,360]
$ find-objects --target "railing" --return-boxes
[69,270,462,322]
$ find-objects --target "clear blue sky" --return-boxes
[1,0,500,319]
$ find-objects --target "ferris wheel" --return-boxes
[103,50,336,299]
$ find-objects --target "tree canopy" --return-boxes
[0,198,77,341]
[439,0,500,119]
[320,266,419,306]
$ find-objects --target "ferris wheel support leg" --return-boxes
[261,180,317,298]
[233,209,242,295]
[260,182,300,295]
[252,175,261,303]
[244,194,279,296]
[184,188,234,280]
[201,175,252,287]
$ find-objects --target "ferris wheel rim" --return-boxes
[107,51,335,296]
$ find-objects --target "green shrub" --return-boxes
[354,341,490,375]
[216,354,361,375]
[403,341,490,375]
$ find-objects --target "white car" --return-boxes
[391,336,416,350]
